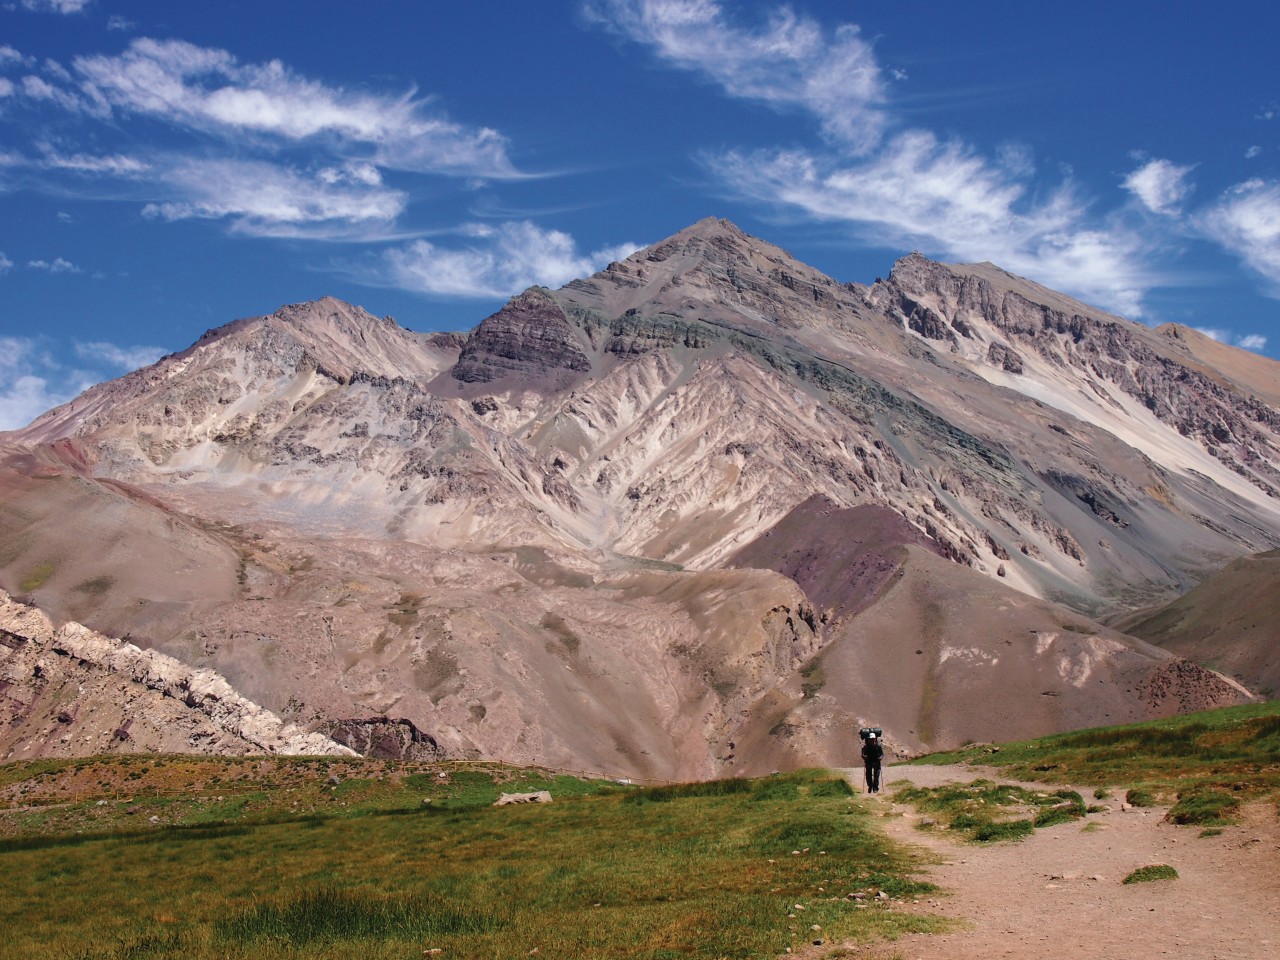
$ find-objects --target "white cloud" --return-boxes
[0,45,27,66]
[27,256,80,273]
[594,1,1158,315]
[0,373,77,431]
[20,0,92,13]
[382,220,641,298]
[1123,158,1194,215]
[106,15,134,31]
[3,36,522,246]
[1199,179,1280,293]
[0,334,172,431]
[1246,145,1262,159]
[20,73,85,112]
[38,147,150,176]
[0,78,12,98]
[710,135,1154,316]
[586,0,886,153]
[70,38,516,176]
[42,58,72,84]
[1238,334,1267,351]
[0,251,12,272]
[140,157,406,237]
[0,337,93,432]
[74,341,166,371]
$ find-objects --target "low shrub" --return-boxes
[809,777,855,798]
[973,819,1034,843]
[1166,788,1240,825]
[1122,864,1178,884]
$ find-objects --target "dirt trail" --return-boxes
[831,764,1280,960]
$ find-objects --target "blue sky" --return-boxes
[2,0,1278,429]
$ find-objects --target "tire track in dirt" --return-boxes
[824,765,1280,960]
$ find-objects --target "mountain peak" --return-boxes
[269,296,395,335]
[561,216,860,333]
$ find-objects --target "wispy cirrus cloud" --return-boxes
[2,36,517,242]
[379,221,642,298]
[0,333,168,432]
[0,336,89,432]
[1124,158,1195,216]
[2,32,639,298]
[26,256,80,273]
[70,37,516,177]
[586,0,885,153]
[36,146,150,176]
[73,340,166,371]
[1199,179,1280,294]
[141,157,406,239]
[589,0,1159,317]
[712,137,1156,316]
[19,0,93,13]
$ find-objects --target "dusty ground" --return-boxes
[828,764,1280,960]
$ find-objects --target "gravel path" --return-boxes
[819,764,1280,960]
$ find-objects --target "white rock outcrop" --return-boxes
[0,589,354,760]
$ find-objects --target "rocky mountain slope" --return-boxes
[1,218,1275,777]
[1110,548,1280,698]
[0,589,353,760]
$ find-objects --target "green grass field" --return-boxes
[9,702,1276,957]
[907,700,1280,826]
[0,762,942,959]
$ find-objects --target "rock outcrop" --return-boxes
[0,589,355,760]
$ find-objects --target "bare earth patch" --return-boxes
[827,765,1280,960]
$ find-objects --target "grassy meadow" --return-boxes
[0,760,941,960]
[8,702,1277,958]
[906,700,1280,826]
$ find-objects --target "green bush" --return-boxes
[1122,864,1178,884]
[1125,788,1156,807]
[809,777,855,798]
[973,819,1034,843]
[1167,788,1240,825]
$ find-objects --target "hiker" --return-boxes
[860,728,883,793]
